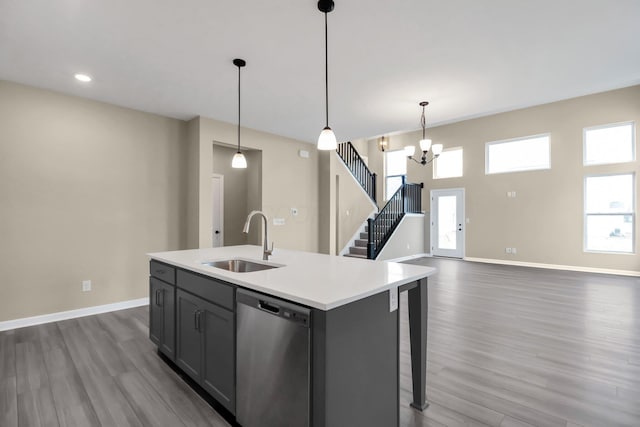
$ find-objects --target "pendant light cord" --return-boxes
[324,11,329,128]
[237,64,241,152]
[421,105,426,140]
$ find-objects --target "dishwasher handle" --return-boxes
[258,300,280,314]
[237,289,311,328]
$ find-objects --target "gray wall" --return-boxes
[364,85,640,272]
[0,81,188,321]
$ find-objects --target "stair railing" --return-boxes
[336,141,377,204]
[367,181,422,259]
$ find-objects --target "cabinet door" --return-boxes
[160,282,176,360]
[150,278,176,360]
[176,290,202,381]
[149,278,163,347]
[201,299,235,414]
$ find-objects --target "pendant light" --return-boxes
[405,101,443,165]
[317,0,337,150]
[231,58,248,168]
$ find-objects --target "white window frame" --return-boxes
[485,133,551,175]
[583,121,636,166]
[384,149,406,201]
[583,172,636,254]
[433,147,463,180]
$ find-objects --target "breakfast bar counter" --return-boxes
[148,245,436,427]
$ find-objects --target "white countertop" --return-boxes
[148,245,436,311]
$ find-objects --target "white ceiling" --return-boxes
[1,0,639,144]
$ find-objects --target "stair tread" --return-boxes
[355,239,367,247]
[344,253,367,259]
[349,247,367,255]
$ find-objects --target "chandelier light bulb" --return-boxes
[419,138,432,152]
[404,146,416,157]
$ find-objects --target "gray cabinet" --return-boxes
[149,262,176,361]
[176,277,235,415]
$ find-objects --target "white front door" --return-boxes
[212,174,224,247]
[431,188,465,258]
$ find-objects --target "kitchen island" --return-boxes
[148,245,436,427]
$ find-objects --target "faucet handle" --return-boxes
[267,242,274,254]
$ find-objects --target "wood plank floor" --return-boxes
[1,258,639,426]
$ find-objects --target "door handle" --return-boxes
[194,310,202,331]
[155,290,161,306]
[158,290,163,307]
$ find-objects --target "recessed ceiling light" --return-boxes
[74,73,92,82]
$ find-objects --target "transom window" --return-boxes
[433,147,463,179]
[384,149,406,200]
[584,173,635,253]
[584,122,635,166]
[485,134,550,174]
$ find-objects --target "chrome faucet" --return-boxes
[243,210,274,261]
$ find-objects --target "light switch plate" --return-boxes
[389,287,398,312]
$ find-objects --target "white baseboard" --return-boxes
[0,297,150,332]
[387,253,432,263]
[464,257,640,277]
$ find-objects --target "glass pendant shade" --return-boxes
[404,145,416,157]
[432,144,444,156]
[232,151,247,168]
[318,126,337,150]
[419,138,432,152]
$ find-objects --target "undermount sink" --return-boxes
[202,258,280,273]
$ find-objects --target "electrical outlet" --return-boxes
[273,218,285,226]
[512,247,517,254]
[82,280,92,292]
[505,247,512,254]
[291,208,298,216]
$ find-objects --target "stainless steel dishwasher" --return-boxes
[236,289,311,427]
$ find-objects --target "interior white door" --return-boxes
[211,174,224,248]
[431,188,464,258]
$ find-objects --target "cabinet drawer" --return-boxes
[150,260,176,285]
[177,269,234,310]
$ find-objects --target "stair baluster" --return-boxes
[336,142,377,204]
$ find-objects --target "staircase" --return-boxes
[337,143,423,260]
[344,224,370,259]
[366,181,422,259]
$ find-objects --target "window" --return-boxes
[486,134,550,174]
[385,149,406,200]
[433,147,463,179]
[585,173,635,253]
[584,122,635,165]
